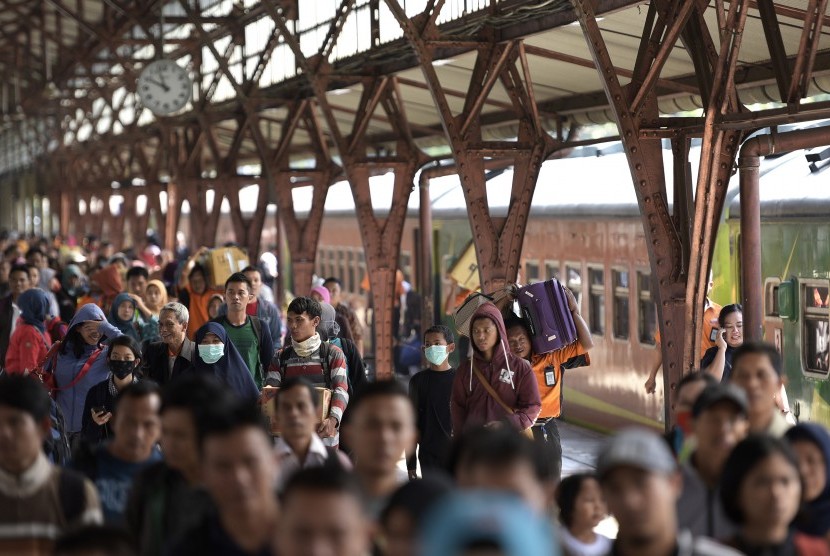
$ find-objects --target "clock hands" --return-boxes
[145,77,170,92]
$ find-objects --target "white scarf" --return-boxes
[292,333,322,358]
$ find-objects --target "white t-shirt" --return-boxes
[560,528,612,556]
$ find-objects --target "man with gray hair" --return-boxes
[141,302,195,385]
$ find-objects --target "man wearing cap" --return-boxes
[596,428,740,556]
[677,383,749,539]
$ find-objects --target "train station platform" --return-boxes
[560,421,605,477]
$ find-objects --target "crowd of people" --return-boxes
[1,232,830,556]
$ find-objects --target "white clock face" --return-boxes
[137,59,192,115]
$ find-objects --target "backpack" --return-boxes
[44,399,72,467]
[278,341,334,389]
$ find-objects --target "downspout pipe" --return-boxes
[738,125,830,341]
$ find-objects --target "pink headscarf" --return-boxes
[309,285,331,304]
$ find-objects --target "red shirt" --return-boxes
[246,299,258,317]
[5,321,51,374]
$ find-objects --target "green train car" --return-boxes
[714,148,830,426]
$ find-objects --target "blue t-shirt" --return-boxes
[94,445,162,523]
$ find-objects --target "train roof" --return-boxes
[725,148,830,220]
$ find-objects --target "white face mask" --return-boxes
[198,343,224,364]
[424,345,448,366]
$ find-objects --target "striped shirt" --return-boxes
[266,342,349,426]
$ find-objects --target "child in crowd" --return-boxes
[406,325,456,479]
[556,473,612,556]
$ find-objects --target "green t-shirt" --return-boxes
[223,318,261,387]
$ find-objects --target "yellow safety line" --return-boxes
[563,386,664,431]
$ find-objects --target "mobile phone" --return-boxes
[709,328,720,342]
[92,406,106,414]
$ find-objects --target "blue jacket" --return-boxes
[218,295,282,349]
[54,304,122,433]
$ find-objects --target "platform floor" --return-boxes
[559,420,605,476]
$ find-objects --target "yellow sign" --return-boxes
[449,241,480,291]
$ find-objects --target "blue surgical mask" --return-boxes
[199,343,224,364]
[424,345,448,366]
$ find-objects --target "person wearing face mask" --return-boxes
[405,325,456,479]
[81,336,142,446]
[192,322,260,402]
[53,303,123,440]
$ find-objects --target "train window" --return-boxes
[613,269,630,340]
[802,280,830,378]
[638,271,657,345]
[764,278,781,317]
[566,264,582,307]
[317,248,325,277]
[545,261,560,281]
[347,251,356,294]
[337,250,346,288]
[327,248,336,280]
[588,267,605,336]
[525,260,540,283]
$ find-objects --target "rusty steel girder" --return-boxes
[384,0,557,295]
[266,0,430,377]
[570,0,748,426]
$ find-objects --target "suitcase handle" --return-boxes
[521,307,536,337]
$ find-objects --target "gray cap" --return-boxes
[595,428,677,480]
[692,383,749,418]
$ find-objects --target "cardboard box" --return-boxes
[260,386,332,436]
[206,247,250,288]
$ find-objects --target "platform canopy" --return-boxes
[0,0,828,177]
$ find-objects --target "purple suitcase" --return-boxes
[516,279,577,354]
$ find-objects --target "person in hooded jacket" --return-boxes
[450,302,541,434]
[4,288,52,374]
[57,263,86,323]
[192,321,260,402]
[785,423,830,542]
[54,303,122,439]
[81,335,142,446]
[317,301,367,395]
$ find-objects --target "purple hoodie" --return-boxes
[451,303,541,433]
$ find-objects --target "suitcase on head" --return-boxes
[516,279,577,354]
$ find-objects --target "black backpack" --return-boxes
[44,399,72,467]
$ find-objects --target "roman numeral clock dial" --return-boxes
[137,59,192,116]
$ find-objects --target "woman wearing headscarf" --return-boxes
[4,288,51,374]
[317,301,367,394]
[109,292,140,342]
[138,279,168,344]
[785,424,830,541]
[192,321,259,402]
[53,303,122,438]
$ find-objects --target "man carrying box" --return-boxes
[266,297,348,447]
